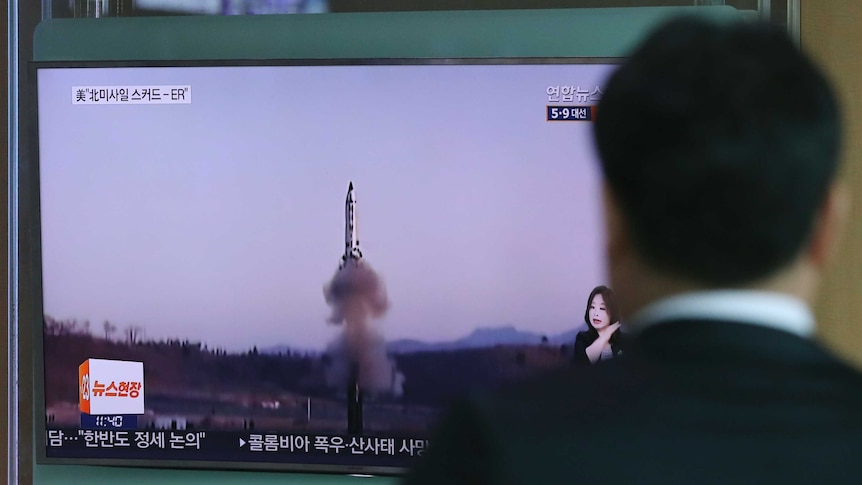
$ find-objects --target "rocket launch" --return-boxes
[322,181,404,433]
[341,182,363,270]
[323,181,398,434]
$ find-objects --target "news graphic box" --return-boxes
[78,359,145,415]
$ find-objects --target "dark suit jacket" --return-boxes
[402,319,862,484]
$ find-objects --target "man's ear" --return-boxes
[808,182,850,269]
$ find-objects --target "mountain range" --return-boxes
[261,324,589,356]
[385,324,588,354]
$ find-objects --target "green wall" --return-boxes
[28,6,741,484]
[33,7,742,61]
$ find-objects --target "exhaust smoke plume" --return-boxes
[323,260,403,396]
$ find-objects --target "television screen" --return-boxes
[33,59,616,474]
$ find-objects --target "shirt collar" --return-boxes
[627,290,815,338]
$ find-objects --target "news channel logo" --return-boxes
[78,358,145,415]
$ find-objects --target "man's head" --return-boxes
[594,17,845,314]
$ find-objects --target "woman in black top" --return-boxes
[573,285,624,365]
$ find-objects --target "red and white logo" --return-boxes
[78,358,144,415]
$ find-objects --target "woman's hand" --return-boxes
[585,322,621,363]
[597,322,621,341]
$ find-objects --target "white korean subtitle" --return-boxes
[72,86,192,105]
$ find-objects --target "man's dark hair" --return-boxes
[594,17,841,285]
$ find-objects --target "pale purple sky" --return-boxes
[37,62,616,351]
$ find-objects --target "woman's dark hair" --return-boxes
[583,285,621,331]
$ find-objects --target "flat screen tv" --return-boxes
[31,58,617,474]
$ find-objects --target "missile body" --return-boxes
[340,182,363,269]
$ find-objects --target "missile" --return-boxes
[340,181,363,269]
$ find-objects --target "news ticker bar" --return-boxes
[46,428,428,464]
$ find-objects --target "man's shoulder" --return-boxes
[479,356,643,426]
[473,319,862,428]
[405,327,862,485]
[404,360,639,485]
